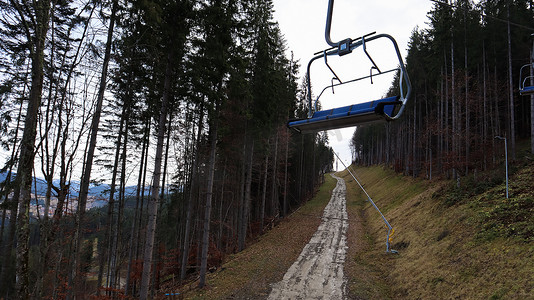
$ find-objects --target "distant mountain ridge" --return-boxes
[0,171,150,208]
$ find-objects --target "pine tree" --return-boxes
[0,0,53,296]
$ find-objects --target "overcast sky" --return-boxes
[272,0,435,170]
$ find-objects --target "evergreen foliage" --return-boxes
[0,0,332,297]
[351,0,534,179]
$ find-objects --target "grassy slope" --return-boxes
[163,159,534,299]
[342,164,534,299]
[173,175,337,299]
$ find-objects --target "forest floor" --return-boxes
[163,147,534,299]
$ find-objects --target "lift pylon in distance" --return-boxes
[287,0,411,134]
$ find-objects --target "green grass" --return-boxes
[298,175,337,214]
[344,166,426,213]
[471,162,534,242]
[160,157,534,300]
[342,163,534,299]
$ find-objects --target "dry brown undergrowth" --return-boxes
[167,175,336,299]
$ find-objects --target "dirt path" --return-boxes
[268,173,349,299]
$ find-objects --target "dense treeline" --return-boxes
[351,0,534,180]
[0,0,333,298]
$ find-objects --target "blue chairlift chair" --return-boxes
[519,63,534,96]
[288,0,411,133]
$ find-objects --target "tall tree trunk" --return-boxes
[451,35,458,182]
[444,50,450,178]
[139,53,172,300]
[239,139,254,251]
[180,109,204,280]
[483,41,488,170]
[217,162,227,250]
[0,93,24,296]
[439,65,444,173]
[97,106,126,294]
[37,46,63,296]
[198,115,219,288]
[530,39,534,154]
[270,132,279,218]
[160,115,173,200]
[260,153,269,232]
[507,2,516,160]
[464,11,469,175]
[72,1,118,296]
[283,128,289,218]
[14,0,52,297]
[125,119,149,296]
[136,120,151,294]
[2,187,20,292]
[493,65,499,165]
[110,118,129,292]
[237,136,247,252]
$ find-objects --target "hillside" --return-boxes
[173,160,534,299]
[341,163,534,299]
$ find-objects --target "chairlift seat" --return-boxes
[519,63,534,96]
[520,85,534,96]
[288,96,400,133]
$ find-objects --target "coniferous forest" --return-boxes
[351,0,534,179]
[0,0,533,298]
[0,0,333,298]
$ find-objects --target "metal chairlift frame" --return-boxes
[519,34,534,96]
[288,0,412,133]
[519,63,534,96]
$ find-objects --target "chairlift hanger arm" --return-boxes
[325,0,338,48]
[325,0,357,55]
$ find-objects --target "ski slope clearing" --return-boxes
[268,174,349,299]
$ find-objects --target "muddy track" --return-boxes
[268,173,349,299]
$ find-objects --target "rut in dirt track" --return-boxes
[268,173,349,300]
